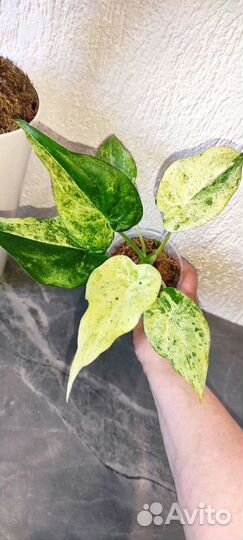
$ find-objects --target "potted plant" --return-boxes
[0,122,242,402]
[0,57,39,275]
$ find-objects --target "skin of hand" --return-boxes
[133,258,243,540]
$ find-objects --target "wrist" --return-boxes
[142,352,203,407]
[133,319,183,384]
[139,349,175,379]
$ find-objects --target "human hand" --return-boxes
[133,259,199,375]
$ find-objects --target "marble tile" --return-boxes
[0,256,242,540]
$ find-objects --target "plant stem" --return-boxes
[136,226,147,255]
[119,232,146,262]
[155,231,171,259]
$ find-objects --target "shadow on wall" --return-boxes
[37,122,96,156]
[0,205,56,219]
[154,137,243,199]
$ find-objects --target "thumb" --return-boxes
[178,258,199,303]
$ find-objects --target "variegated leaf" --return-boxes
[17,121,143,246]
[0,217,107,287]
[66,255,162,400]
[96,135,137,183]
[157,147,243,231]
[144,288,210,398]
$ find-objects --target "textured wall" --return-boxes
[1,0,243,324]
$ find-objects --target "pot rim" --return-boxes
[0,83,40,140]
[110,227,184,288]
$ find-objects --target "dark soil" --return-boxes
[0,57,39,134]
[112,237,180,287]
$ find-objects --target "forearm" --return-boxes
[143,357,243,540]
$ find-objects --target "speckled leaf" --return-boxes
[157,147,243,231]
[0,217,107,288]
[66,256,161,400]
[144,288,210,398]
[17,121,143,240]
[96,135,137,183]
[16,122,113,251]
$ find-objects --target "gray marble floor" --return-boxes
[0,256,242,540]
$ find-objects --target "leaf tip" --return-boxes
[66,359,80,402]
[197,388,204,402]
[66,380,72,403]
[15,118,28,129]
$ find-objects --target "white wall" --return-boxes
[1,0,243,324]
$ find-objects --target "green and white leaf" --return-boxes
[17,121,143,244]
[66,255,162,400]
[144,288,210,399]
[96,135,137,183]
[0,217,107,288]
[37,153,114,251]
[157,147,243,231]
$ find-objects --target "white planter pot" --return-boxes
[0,94,40,276]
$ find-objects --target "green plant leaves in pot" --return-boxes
[16,121,143,251]
[144,288,210,399]
[66,255,162,400]
[157,147,243,231]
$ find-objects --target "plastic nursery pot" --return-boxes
[0,88,40,277]
[109,227,183,288]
